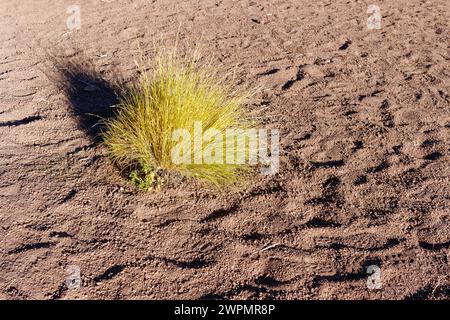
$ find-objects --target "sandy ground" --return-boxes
[0,0,449,300]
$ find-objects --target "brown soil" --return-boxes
[1,0,449,300]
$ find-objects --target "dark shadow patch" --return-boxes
[4,286,29,299]
[313,258,382,287]
[405,284,433,300]
[421,139,439,148]
[366,238,400,251]
[201,204,239,222]
[246,181,286,197]
[155,219,178,228]
[49,231,72,238]
[254,276,285,287]
[305,195,335,206]
[313,271,366,286]
[281,69,304,90]
[93,264,125,282]
[159,257,211,269]
[311,94,330,101]
[381,110,394,127]
[419,240,450,250]
[380,99,390,109]
[392,145,402,155]
[323,238,400,251]
[367,161,389,173]
[364,208,391,221]
[399,168,422,188]
[45,52,125,143]
[297,132,312,141]
[407,284,450,300]
[0,115,43,127]
[241,232,266,241]
[322,176,341,190]
[8,241,54,254]
[304,217,341,228]
[438,90,449,102]
[344,110,358,117]
[357,89,383,102]
[49,284,68,300]
[339,39,352,50]
[357,94,367,102]
[258,68,280,76]
[310,159,344,168]
[353,174,368,185]
[61,189,77,203]
[423,151,442,161]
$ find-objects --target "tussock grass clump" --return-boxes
[103,50,254,190]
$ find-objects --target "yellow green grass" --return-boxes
[102,49,255,190]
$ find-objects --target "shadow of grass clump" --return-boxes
[48,54,123,142]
